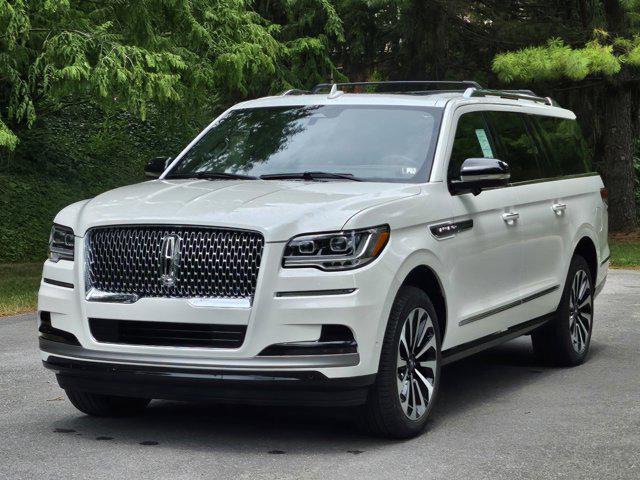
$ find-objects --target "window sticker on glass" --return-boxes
[475,129,493,158]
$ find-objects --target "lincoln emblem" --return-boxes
[159,234,182,287]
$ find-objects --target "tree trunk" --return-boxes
[602,85,638,231]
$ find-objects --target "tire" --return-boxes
[532,254,594,367]
[358,286,442,439]
[65,389,150,417]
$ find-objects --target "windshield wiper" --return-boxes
[260,171,362,182]
[166,172,258,180]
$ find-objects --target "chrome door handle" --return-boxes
[502,212,520,224]
[552,203,567,214]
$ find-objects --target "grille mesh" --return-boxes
[86,226,264,299]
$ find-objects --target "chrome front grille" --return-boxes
[86,226,264,299]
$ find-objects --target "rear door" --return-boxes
[530,113,598,292]
[485,110,566,320]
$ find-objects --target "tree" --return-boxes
[0,0,343,152]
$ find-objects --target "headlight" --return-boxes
[49,224,75,262]
[283,225,390,271]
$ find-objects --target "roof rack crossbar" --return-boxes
[311,80,482,94]
[464,87,556,106]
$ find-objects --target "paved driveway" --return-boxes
[1,270,639,480]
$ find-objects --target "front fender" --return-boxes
[371,249,449,367]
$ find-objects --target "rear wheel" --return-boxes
[532,254,594,366]
[65,389,150,417]
[358,286,441,438]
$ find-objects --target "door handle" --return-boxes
[502,212,520,224]
[552,203,567,214]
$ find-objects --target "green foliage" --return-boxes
[635,139,640,208]
[493,38,622,83]
[0,102,197,262]
[0,0,344,150]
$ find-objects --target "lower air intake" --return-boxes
[89,318,246,349]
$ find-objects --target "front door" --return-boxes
[440,108,526,346]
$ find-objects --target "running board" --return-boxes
[441,314,553,365]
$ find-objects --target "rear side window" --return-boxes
[448,112,495,179]
[485,111,542,183]
[533,116,592,175]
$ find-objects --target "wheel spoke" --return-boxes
[406,313,415,350]
[578,295,591,310]
[414,368,434,400]
[576,321,585,350]
[414,312,429,353]
[415,334,435,361]
[418,359,437,373]
[571,274,579,305]
[399,334,410,360]
[412,378,427,417]
[577,316,589,341]
[578,282,590,300]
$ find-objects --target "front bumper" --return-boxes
[43,346,374,407]
[38,237,399,381]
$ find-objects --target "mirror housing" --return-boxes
[145,156,172,178]
[450,158,510,195]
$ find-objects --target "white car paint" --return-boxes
[38,91,610,382]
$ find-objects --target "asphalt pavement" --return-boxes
[1,269,639,479]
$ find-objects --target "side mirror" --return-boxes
[450,158,510,195]
[145,156,172,178]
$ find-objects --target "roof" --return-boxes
[233,91,575,119]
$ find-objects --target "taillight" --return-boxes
[600,187,608,204]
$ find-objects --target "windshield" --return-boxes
[167,105,442,183]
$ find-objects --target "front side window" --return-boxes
[168,105,443,183]
[448,111,495,180]
[485,111,543,183]
[533,115,592,176]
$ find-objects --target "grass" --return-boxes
[0,233,639,317]
[0,262,42,317]
[609,232,640,269]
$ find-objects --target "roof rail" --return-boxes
[463,87,558,106]
[281,89,311,96]
[311,80,482,94]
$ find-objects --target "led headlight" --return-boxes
[49,224,75,262]
[283,225,390,271]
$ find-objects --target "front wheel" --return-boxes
[358,286,441,438]
[532,254,594,366]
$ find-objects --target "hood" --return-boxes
[64,179,421,241]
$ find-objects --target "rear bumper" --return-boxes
[42,343,374,407]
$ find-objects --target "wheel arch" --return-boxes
[572,232,599,285]
[400,265,448,344]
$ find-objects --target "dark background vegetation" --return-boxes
[2,0,640,263]
[1,105,195,261]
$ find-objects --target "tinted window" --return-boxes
[533,116,591,175]
[486,111,542,183]
[169,105,442,183]
[448,112,495,179]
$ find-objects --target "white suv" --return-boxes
[38,81,609,438]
